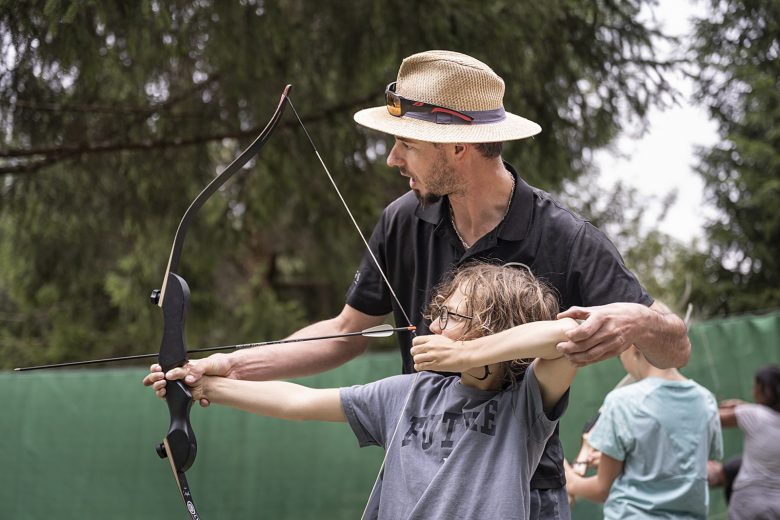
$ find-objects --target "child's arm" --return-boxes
[411,318,579,372]
[564,453,624,503]
[533,355,577,413]
[718,399,745,428]
[412,318,579,412]
[190,376,346,422]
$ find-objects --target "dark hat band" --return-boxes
[404,106,507,125]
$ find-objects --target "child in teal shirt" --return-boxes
[564,345,722,519]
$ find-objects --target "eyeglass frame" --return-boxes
[385,82,475,123]
[432,305,474,330]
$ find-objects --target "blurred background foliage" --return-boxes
[0,0,777,370]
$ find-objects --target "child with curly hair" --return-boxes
[187,263,579,519]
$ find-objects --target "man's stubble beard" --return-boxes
[413,150,458,207]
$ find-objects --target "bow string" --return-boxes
[287,99,420,520]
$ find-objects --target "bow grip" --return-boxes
[154,273,198,471]
[157,379,198,471]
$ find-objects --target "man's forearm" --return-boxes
[636,301,691,369]
[224,320,367,381]
[223,309,385,381]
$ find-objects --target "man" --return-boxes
[146,50,690,518]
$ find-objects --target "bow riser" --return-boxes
[154,273,197,472]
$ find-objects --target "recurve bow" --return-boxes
[149,85,291,519]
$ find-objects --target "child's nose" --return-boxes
[429,319,442,334]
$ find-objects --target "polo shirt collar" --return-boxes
[413,161,534,241]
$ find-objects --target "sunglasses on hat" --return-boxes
[385,82,474,123]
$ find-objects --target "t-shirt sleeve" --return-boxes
[587,390,633,462]
[710,415,724,461]
[735,403,765,438]
[704,392,724,460]
[340,374,415,448]
[344,210,393,316]
[566,222,653,308]
[515,362,569,444]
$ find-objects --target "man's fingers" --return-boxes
[564,315,603,342]
[163,367,185,381]
[556,336,600,356]
[559,340,625,367]
[559,341,608,365]
[557,307,590,320]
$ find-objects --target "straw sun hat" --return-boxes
[353,50,541,143]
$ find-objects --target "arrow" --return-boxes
[13,325,416,371]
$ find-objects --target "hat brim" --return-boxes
[353,106,541,143]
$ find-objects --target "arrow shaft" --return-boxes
[14,326,415,371]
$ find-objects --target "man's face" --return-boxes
[386,137,459,206]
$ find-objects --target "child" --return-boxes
[187,263,579,519]
[563,344,722,519]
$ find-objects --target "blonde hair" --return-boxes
[426,262,559,384]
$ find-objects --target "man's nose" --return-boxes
[387,143,403,169]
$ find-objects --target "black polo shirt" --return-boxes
[345,162,652,488]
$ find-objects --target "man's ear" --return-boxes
[453,143,467,159]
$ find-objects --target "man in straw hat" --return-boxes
[146,50,690,518]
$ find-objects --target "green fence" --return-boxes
[2,310,778,519]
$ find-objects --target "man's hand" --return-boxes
[411,335,470,373]
[185,373,213,403]
[142,353,232,407]
[555,302,649,366]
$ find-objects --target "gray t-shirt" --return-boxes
[729,403,780,519]
[733,403,780,491]
[340,364,567,520]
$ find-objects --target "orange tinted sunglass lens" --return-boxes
[386,92,402,116]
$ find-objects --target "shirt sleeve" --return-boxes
[710,413,724,461]
[514,363,569,444]
[704,391,724,460]
[735,403,764,437]
[587,390,633,462]
[340,374,415,448]
[566,222,654,308]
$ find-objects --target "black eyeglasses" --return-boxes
[432,305,473,330]
[385,82,474,123]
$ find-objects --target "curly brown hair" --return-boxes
[426,262,560,384]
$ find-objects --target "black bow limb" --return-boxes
[150,85,292,519]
